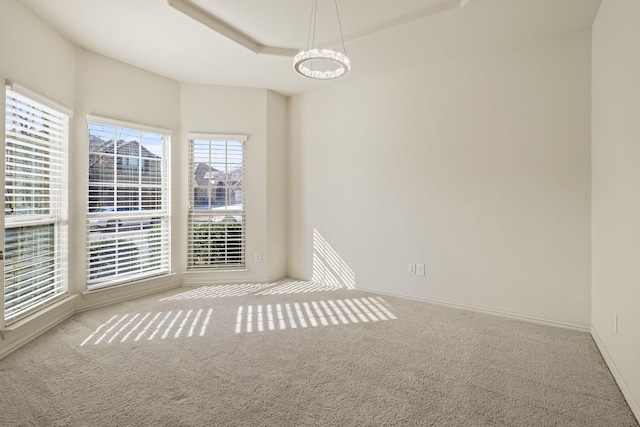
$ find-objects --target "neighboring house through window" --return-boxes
[188,134,246,269]
[87,116,171,288]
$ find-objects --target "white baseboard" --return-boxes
[1,276,180,359]
[180,274,288,287]
[356,286,591,332]
[0,296,77,360]
[286,273,312,282]
[77,273,180,313]
[591,326,640,423]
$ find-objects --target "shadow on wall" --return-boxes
[312,229,355,289]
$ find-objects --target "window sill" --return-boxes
[82,272,178,298]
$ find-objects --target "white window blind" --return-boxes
[87,117,171,288]
[4,82,70,324]
[188,134,246,269]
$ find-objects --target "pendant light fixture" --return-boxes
[293,0,351,80]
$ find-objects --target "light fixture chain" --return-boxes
[294,0,351,80]
[334,0,347,55]
[308,0,319,51]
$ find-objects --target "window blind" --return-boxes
[187,134,246,269]
[86,118,171,288]
[4,83,70,323]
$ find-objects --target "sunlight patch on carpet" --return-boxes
[254,281,339,295]
[159,280,341,301]
[159,283,275,300]
[235,297,396,333]
[80,308,214,346]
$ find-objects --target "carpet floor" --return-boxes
[0,280,637,426]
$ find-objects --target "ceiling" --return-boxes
[19,0,602,96]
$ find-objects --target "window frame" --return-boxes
[3,81,72,325]
[86,115,171,289]
[187,133,247,270]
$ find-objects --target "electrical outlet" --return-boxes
[408,264,416,274]
[416,264,425,276]
[254,252,262,263]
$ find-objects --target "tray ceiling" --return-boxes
[19,0,601,95]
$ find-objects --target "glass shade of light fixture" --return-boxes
[293,48,351,80]
[294,0,350,80]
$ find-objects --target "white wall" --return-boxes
[288,30,592,328]
[180,84,287,284]
[0,0,76,109]
[266,91,288,280]
[592,0,640,418]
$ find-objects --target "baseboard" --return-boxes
[0,296,77,360]
[1,275,181,359]
[77,273,180,313]
[286,273,312,282]
[591,326,640,423]
[180,274,289,287]
[356,286,591,332]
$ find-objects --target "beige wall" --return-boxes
[288,30,592,329]
[592,0,640,418]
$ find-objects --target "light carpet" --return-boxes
[0,280,637,426]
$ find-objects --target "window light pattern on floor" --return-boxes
[159,280,341,301]
[235,297,396,334]
[80,308,213,346]
[255,281,339,295]
[159,283,275,300]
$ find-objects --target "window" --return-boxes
[4,82,71,324]
[87,116,170,288]
[188,134,246,269]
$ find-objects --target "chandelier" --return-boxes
[293,0,351,80]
